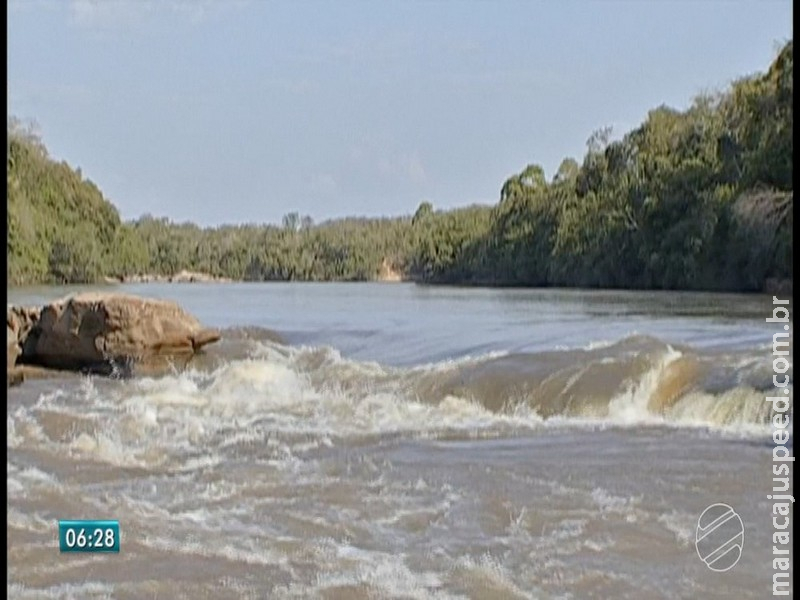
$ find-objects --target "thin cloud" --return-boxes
[406,152,427,185]
[68,0,250,29]
[377,151,427,185]
[309,173,338,195]
[296,30,481,71]
[9,0,60,13]
[69,0,151,28]
[9,81,95,112]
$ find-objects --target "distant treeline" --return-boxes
[7,41,792,291]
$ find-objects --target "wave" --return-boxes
[141,334,789,433]
[184,326,288,370]
[9,334,790,471]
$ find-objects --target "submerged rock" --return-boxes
[7,292,220,382]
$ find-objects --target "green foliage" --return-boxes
[7,119,122,285]
[121,214,415,283]
[410,205,493,282]
[420,40,793,292]
[6,41,792,292]
[500,164,547,203]
[412,201,434,226]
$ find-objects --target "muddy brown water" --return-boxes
[7,283,792,598]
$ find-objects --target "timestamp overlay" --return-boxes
[58,520,120,553]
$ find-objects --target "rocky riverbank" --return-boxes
[377,258,406,282]
[103,270,233,284]
[7,292,221,387]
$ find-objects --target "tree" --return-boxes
[586,126,613,154]
[5,40,792,292]
[500,164,547,202]
[282,212,301,232]
[412,201,434,225]
[48,224,103,283]
[553,158,580,184]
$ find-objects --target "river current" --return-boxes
[6,283,793,599]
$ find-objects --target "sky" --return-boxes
[7,0,793,227]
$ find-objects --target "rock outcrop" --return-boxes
[7,325,19,369]
[7,293,220,383]
[169,270,232,283]
[105,271,232,284]
[7,306,41,368]
[377,258,405,282]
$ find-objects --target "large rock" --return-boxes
[7,305,41,368]
[24,292,220,375]
[7,325,19,368]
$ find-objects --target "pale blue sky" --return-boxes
[8,0,792,227]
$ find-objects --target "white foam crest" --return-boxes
[114,357,544,440]
[657,511,695,547]
[7,415,22,447]
[590,487,639,516]
[171,454,224,473]
[32,388,69,409]
[129,375,203,406]
[250,340,312,360]
[304,544,454,600]
[450,553,535,600]
[285,342,509,382]
[7,408,48,445]
[12,465,59,487]
[405,349,511,374]
[7,477,24,496]
[553,339,616,352]
[607,346,683,425]
[584,339,617,351]
[69,431,152,468]
[6,582,115,599]
[667,386,782,432]
[252,341,390,384]
[195,480,245,503]
[564,346,776,434]
[205,359,312,415]
[33,375,104,411]
[127,358,312,423]
[113,494,174,521]
[545,518,587,542]
[6,508,53,534]
[35,343,776,456]
[139,534,289,568]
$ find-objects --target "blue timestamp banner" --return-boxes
[58,520,120,553]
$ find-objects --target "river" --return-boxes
[6,282,792,599]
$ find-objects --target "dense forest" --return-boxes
[7,40,792,291]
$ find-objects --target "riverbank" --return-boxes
[8,274,791,295]
[103,269,233,284]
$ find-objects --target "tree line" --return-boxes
[413,40,793,290]
[7,40,792,291]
